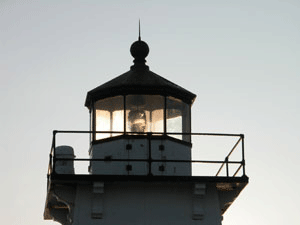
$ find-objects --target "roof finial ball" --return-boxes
[130,20,149,67]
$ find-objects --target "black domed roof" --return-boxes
[85,39,196,109]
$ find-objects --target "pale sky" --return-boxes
[1,1,300,224]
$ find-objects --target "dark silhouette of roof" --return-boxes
[85,38,196,109]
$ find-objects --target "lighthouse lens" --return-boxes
[128,109,146,133]
[126,95,164,134]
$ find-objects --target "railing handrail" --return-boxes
[48,130,245,181]
[53,129,243,137]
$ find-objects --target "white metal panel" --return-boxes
[89,137,191,176]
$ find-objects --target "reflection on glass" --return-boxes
[151,109,163,133]
[96,110,110,139]
[94,96,124,140]
[167,96,190,142]
[112,110,124,132]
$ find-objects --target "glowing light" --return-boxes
[128,109,146,133]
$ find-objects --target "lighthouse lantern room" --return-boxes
[85,38,195,176]
[44,34,248,225]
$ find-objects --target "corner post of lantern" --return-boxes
[163,95,167,135]
[123,95,126,135]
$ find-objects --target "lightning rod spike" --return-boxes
[139,19,141,41]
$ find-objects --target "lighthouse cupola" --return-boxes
[85,37,196,176]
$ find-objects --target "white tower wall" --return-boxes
[48,182,225,225]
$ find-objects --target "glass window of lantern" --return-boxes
[94,96,124,140]
[166,96,191,142]
[126,95,164,134]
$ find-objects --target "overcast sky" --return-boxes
[1,1,300,224]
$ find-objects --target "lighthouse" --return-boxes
[44,34,248,225]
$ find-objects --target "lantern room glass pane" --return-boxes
[151,109,164,133]
[126,95,164,134]
[94,96,124,140]
[166,96,191,142]
[95,110,110,139]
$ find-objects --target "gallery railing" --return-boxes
[47,130,245,181]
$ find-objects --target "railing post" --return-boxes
[147,132,152,176]
[225,156,229,177]
[52,130,57,174]
[49,153,52,173]
[241,134,246,176]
